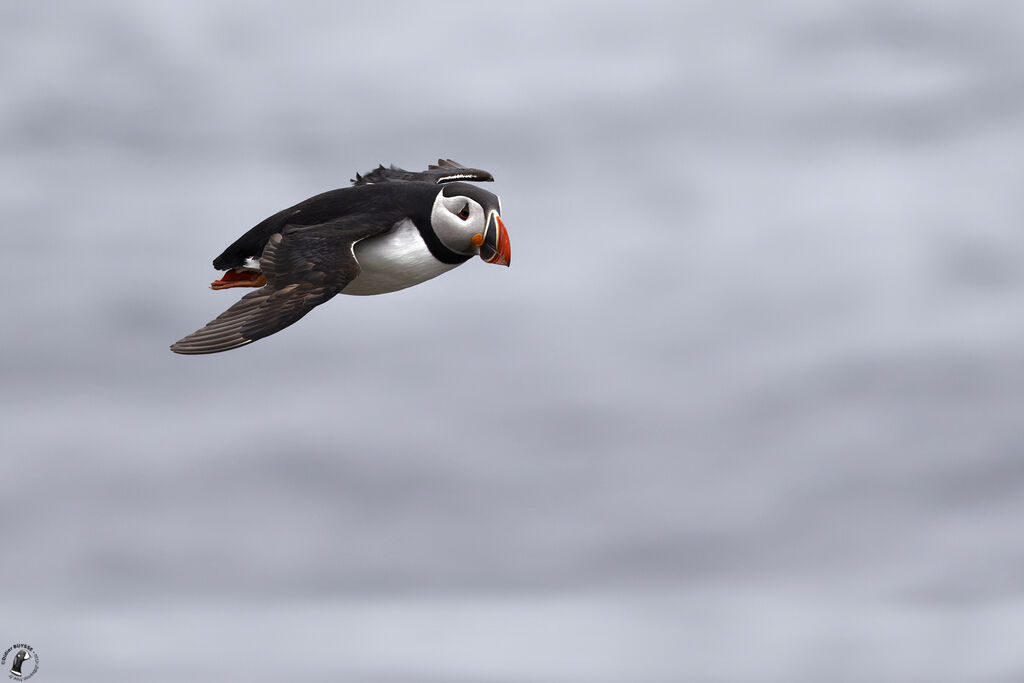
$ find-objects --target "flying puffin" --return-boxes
[171,159,510,355]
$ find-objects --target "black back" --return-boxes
[212,160,495,271]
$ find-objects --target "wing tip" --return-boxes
[170,336,255,355]
[352,159,494,186]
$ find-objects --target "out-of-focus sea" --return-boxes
[3,1,1024,681]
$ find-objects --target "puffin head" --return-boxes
[430,183,510,266]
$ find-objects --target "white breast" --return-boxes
[342,219,460,296]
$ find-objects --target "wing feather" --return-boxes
[351,159,493,186]
[171,218,384,354]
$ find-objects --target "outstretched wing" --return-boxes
[352,158,494,186]
[171,218,384,354]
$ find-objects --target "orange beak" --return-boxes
[481,213,511,267]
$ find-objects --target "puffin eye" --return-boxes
[458,204,470,220]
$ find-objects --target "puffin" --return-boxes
[171,159,510,355]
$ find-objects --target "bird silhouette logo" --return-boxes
[9,650,29,677]
[1,644,38,680]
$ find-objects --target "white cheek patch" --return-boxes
[431,191,483,255]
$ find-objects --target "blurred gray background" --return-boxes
[3,1,1024,681]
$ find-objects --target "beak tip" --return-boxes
[482,213,511,267]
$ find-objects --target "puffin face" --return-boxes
[431,183,510,266]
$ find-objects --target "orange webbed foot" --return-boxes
[210,270,267,290]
